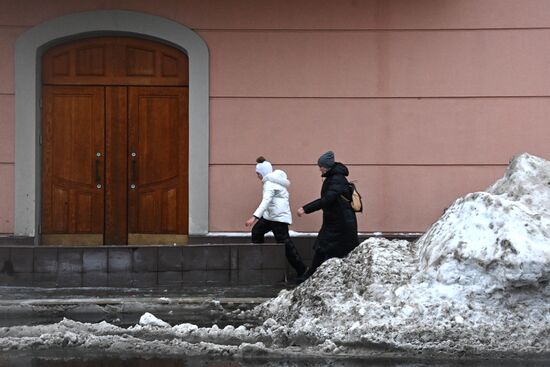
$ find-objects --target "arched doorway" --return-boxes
[41,37,189,246]
[15,10,210,243]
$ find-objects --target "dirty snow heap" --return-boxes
[250,152,550,355]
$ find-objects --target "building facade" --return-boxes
[2,0,550,245]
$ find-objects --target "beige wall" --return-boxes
[3,0,550,234]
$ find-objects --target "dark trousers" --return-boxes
[251,218,306,276]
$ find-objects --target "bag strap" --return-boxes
[340,182,354,202]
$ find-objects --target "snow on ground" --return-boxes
[139,312,171,328]
[0,153,549,358]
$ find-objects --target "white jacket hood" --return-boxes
[253,169,292,224]
[262,170,290,188]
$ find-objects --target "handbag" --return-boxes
[341,182,363,213]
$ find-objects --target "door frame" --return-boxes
[14,10,210,243]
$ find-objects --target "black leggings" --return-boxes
[251,218,306,276]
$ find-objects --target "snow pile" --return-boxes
[0,317,258,356]
[250,239,419,344]
[248,153,550,355]
[418,153,550,290]
[139,312,171,328]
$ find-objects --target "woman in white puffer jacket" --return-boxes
[245,157,306,277]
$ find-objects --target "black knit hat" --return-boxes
[317,150,335,168]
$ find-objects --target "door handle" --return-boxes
[130,152,137,189]
[95,152,102,189]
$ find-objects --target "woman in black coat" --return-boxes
[297,151,359,280]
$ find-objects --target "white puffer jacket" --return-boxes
[253,170,292,224]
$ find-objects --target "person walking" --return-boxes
[297,151,359,279]
[245,156,306,278]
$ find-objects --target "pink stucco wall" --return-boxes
[3,0,550,234]
[205,30,550,98]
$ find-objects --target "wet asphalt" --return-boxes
[0,285,288,327]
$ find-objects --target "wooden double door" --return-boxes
[41,37,189,245]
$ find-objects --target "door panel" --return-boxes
[105,87,128,245]
[43,37,188,86]
[128,87,188,239]
[42,86,105,243]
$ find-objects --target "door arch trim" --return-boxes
[15,10,209,241]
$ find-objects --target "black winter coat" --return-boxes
[303,162,359,257]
